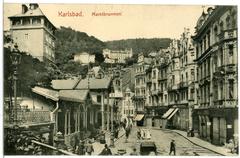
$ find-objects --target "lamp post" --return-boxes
[10,43,22,125]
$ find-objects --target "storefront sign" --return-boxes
[227,125,232,129]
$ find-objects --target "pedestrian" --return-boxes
[130,148,138,155]
[169,139,176,155]
[99,144,112,155]
[125,126,131,142]
[76,140,85,155]
[85,140,94,155]
[114,128,119,139]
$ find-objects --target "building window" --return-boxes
[220,21,224,31]
[226,16,231,29]
[32,18,41,25]
[228,44,234,64]
[229,79,234,99]
[214,26,218,42]
[23,18,30,25]
[220,47,223,66]
[12,19,21,26]
[24,33,29,39]
[97,95,101,103]
[219,81,223,100]
[191,69,194,81]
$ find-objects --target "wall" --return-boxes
[11,28,44,61]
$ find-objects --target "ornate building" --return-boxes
[192,6,238,145]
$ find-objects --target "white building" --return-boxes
[103,48,133,63]
[74,52,95,64]
[121,87,135,119]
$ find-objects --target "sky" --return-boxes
[4,3,210,41]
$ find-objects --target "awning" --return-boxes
[32,87,59,101]
[167,108,179,120]
[134,114,144,121]
[162,108,175,119]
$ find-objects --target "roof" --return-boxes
[51,79,80,90]
[9,7,44,18]
[32,86,59,101]
[8,4,56,29]
[75,77,111,90]
[59,90,89,103]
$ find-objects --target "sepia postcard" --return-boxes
[3,2,238,156]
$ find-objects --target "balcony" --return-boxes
[213,99,237,108]
[218,29,237,41]
[158,75,167,81]
[151,89,159,95]
[213,65,237,76]
[109,91,123,98]
[146,77,152,83]
[179,81,188,88]
[168,84,179,91]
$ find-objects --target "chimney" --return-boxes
[29,3,39,10]
[22,4,28,14]
[207,7,213,15]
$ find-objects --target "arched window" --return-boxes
[226,15,231,29]
[219,21,224,31]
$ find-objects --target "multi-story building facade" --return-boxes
[121,88,135,120]
[145,51,170,127]
[8,3,56,62]
[103,48,133,64]
[192,6,238,145]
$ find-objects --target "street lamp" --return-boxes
[10,43,22,125]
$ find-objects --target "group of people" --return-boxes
[74,140,94,155]
[74,139,112,155]
[137,128,151,140]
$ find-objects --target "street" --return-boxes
[107,126,221,156]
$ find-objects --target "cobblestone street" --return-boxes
[102,126,223,156]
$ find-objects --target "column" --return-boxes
[95,111,98,124]
[85,108,88,129]
[74,111,77,132]
[68,110,71,135]
[107,92,110,131]
[101,91,105,130]
[55,112,58,134]
[64,111,68,136]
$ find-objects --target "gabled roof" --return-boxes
[51,79,80,90]
[59,90,89,103]
[32,86,59,101]
[75,77,111,90]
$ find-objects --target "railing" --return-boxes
[4,107,51,126]
[151,89,159,95]
[218,29,237,41]
[31,140,77,155]
[213,99,237,108]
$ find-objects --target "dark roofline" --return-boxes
[8,5,57,30]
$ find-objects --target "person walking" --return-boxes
[76,140,85,155]
[85,140,94,155]
[169,140,176,155]
[125,126,131,142]
[99,144,112,155]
